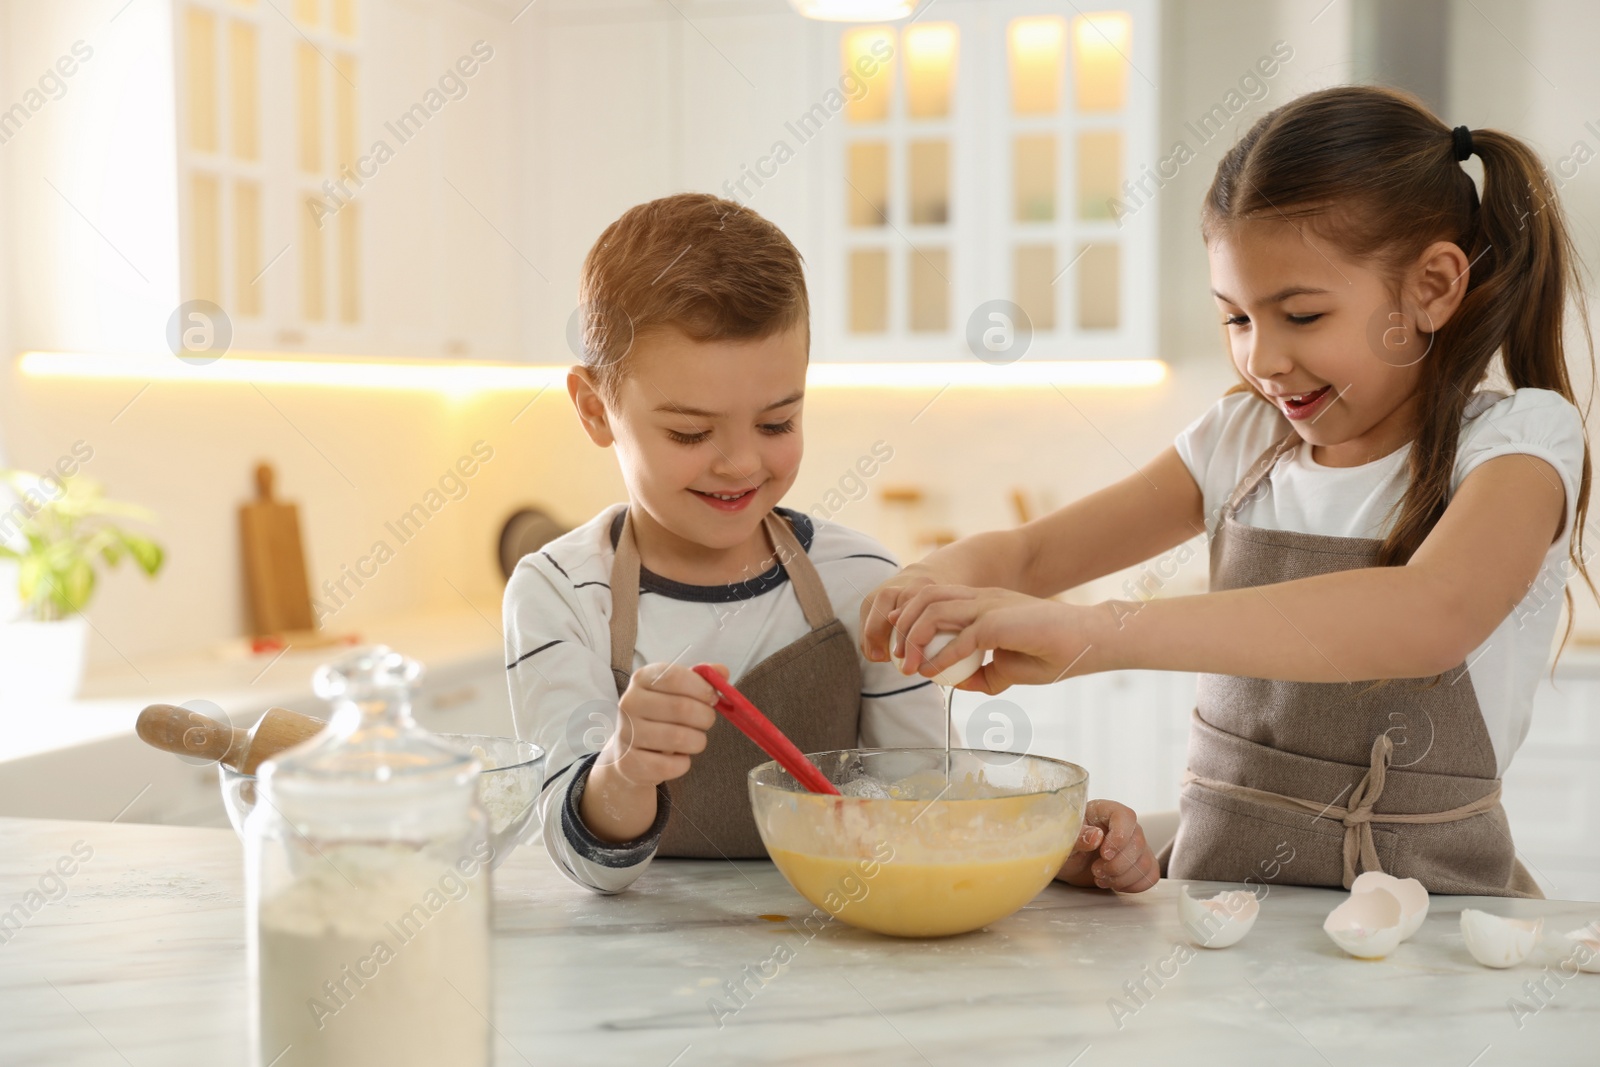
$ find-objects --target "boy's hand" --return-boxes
[1056,800,1160,893]
[580,662,724,843]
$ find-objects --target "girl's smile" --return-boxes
[1270,384,1336,420]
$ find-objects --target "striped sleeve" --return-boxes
[502,552,664,894]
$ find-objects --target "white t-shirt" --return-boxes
[502,504,947,894]
[1174,387,1586,775]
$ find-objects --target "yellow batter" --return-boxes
[768,846,1070,938]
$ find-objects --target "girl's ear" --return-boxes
[567,367,615,447]
[1407,239,1473,334]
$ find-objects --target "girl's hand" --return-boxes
[858,566,939,663]
[1057,800,1160,893]
[892,584,1106,693]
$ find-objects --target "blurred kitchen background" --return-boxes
[1,0,1598,897]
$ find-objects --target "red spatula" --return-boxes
[692,664,841,795]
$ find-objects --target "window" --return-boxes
[822,1,1156,361]
[177,0,363,340]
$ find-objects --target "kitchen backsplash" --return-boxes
[8,352,1597,673]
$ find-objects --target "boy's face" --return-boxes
[584,323,808,556]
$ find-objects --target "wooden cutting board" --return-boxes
[240,463,315,636]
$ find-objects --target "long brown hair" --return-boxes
[1202,85,1595,659]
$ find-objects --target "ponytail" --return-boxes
[1203,86,1595,662]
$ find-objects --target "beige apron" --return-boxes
[608,508,861,859]
[1163,430,1541,897]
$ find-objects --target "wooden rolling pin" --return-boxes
[137,704,326,775]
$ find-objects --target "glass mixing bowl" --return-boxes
[220,733,545,869]
[751,749,1087,938]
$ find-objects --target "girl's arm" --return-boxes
[904,453,1566,689]
[860,446,1205,662]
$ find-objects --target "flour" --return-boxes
[256,842,490,1067]
[469,744,538,838]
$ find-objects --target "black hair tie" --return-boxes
[1452,125,1474,162]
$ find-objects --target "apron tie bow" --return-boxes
[1181,725,1503,890]
[1338,734,1394,886]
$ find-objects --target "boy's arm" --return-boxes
[505,557,670,895]
[861,447,1204,662]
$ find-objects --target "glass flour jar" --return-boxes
[245,646,491,1067]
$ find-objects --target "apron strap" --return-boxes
[1183,731,1504,888]
[762,511,837,632]
[607,508,839,693]
[1223,426,1301,518]
[609,510,644,693]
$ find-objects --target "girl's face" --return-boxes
[595,323,807,569]
[1208,219,1430,467]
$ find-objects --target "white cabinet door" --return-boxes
[364,0,520,359]
[525,13,678,361]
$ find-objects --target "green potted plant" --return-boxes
[0,469,164,702]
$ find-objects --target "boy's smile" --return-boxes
[570,322,809,585]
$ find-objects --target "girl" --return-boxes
[862,86,1593,897]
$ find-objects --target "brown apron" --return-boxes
[1163,430,1541,897]
[608,508,861,859]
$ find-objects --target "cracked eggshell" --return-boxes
[1351,871,1429,940]
[1460,909,1543,969]
[892,632,983,688]
[1179,886,1259,949]
[1323,887,1405,959]
[1558,923,1600,974]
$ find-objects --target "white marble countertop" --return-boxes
[3,816,1597,1066]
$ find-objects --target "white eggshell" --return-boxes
[1559,924,1600,974]
[1323,887,1406,959]
[892,631,983,687]
[1351,871,1430,941]
[1460,909,1543,969]
[1179,886,1260,949]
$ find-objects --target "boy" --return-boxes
[504,193,1158,895]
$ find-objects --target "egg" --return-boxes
[1460,909,1543,969]
[1350,871,1429,940]
[892,631,983,687]
[1558,922,1600,973]
[1323,887,1406,959]
[1178,886,1259,949]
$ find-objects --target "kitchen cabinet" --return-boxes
[11,0,1157,362]
[173,0,521,358]
[521,0,1160,365]
[6,0,521,359]
[818,0,1160,363]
